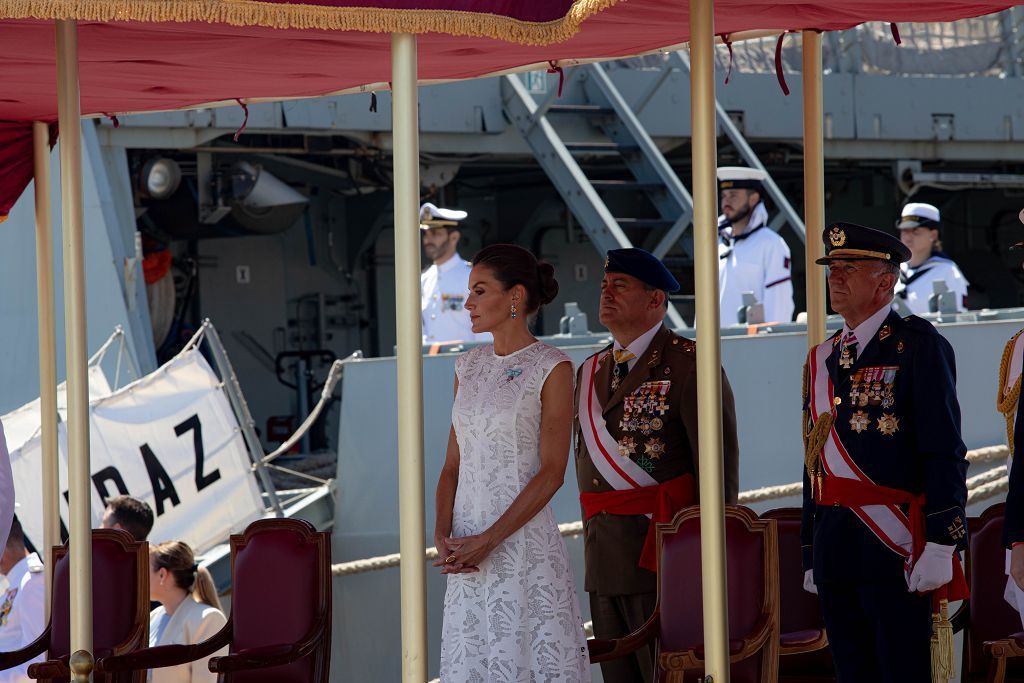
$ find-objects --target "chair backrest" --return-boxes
[656,505,779,683]
[229,518,331,682]
[964,503,1024,679]
[50,529,148,665]
[760,508,824,637]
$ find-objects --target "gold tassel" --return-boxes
[997,332,1022,453]
[930,599,955,683]
[0,0,626,47]
[804,412,833,482]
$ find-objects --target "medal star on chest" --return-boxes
[849,410,870,433]
[876,413,900,436]
[644,437,666,460]
[617,436,637,458]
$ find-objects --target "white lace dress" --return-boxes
[440,342,591,682]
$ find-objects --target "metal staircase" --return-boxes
[501,58,806,327]
[501,63,689,328]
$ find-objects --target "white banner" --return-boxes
[2,366,111,454]
[9,349,264,554]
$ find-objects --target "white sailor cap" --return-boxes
[419,202,468,230]
[717,166,767,191]
[896,202,941,230]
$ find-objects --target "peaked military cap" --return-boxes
[896,202,941,231]
[604,248,681,293]
[419,202,468,230]
[718,166,767,193]
[816,222,912,265]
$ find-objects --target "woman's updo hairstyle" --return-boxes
[472,244,559,315]
[151,540,223,611]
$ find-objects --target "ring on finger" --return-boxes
[445,554,456,564]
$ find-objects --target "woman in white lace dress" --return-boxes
[435,244,590,682]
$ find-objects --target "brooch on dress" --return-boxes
[505,368,523,382]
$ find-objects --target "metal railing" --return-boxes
[695,11,1024,78]
[614,11,1024,77]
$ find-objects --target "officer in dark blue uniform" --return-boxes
[800,222,969,683]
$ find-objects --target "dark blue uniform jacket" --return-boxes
[801,310,969,582]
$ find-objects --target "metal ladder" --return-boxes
[501,62,691,328]
[501,59,806,328]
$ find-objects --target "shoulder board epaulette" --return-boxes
[900,314,939,335]
[667,334,696,353]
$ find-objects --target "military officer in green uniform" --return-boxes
[574,247,740,683]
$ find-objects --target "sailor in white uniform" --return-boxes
[420,203,491,344]
[894,203,969,315]
[0,517,44,683]
[717,167,795,326]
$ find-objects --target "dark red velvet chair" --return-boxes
[96,518,331,682]
[588,505,779,683]
[958,503,1024,683]
[761,508,834,683]
[0,529,148,683]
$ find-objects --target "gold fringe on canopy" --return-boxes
[997,330,1021,453]
[0,0,624,46]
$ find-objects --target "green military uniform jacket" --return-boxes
[574,324,740,596]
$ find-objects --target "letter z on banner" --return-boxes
[810,341,914,562]
[578,353,657,506]
[9,349,264,554]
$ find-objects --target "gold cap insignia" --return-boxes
[604,257,609,268]
[829,225,847,247]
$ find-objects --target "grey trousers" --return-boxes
[589,591,658,683]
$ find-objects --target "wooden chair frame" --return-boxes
[0,529,148,683]
[971,503,1024,683]
[96,518,331,681]
[760,508,829,657]
[588,505,780,683]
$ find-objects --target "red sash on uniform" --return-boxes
[580,474,695,572]
[809,338,968,604]
[817,476,969,603]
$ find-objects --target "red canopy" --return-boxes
[0,0,1014,218]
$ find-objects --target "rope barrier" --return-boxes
[331,444,1011,577]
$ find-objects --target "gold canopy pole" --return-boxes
[32,121,60,614]
[689,1,730,681]
[56,19,94,674]
[391,32,427,683]
[802,31,826,347]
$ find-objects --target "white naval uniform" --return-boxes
[718,206,795,326]
[421,254,490,344]
[894,255,969,315]
[0,553,45,683]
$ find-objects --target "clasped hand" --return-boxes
[433,531,496,574]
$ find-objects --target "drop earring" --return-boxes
[511,301,517,319]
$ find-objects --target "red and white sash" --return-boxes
[1001,331,1024,622]
[810,340,914,561]
[578,352,658,497]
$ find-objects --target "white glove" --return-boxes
[803,569,817,595]
[907,542,955,593]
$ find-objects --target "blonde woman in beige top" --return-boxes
[147,542,228,683]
